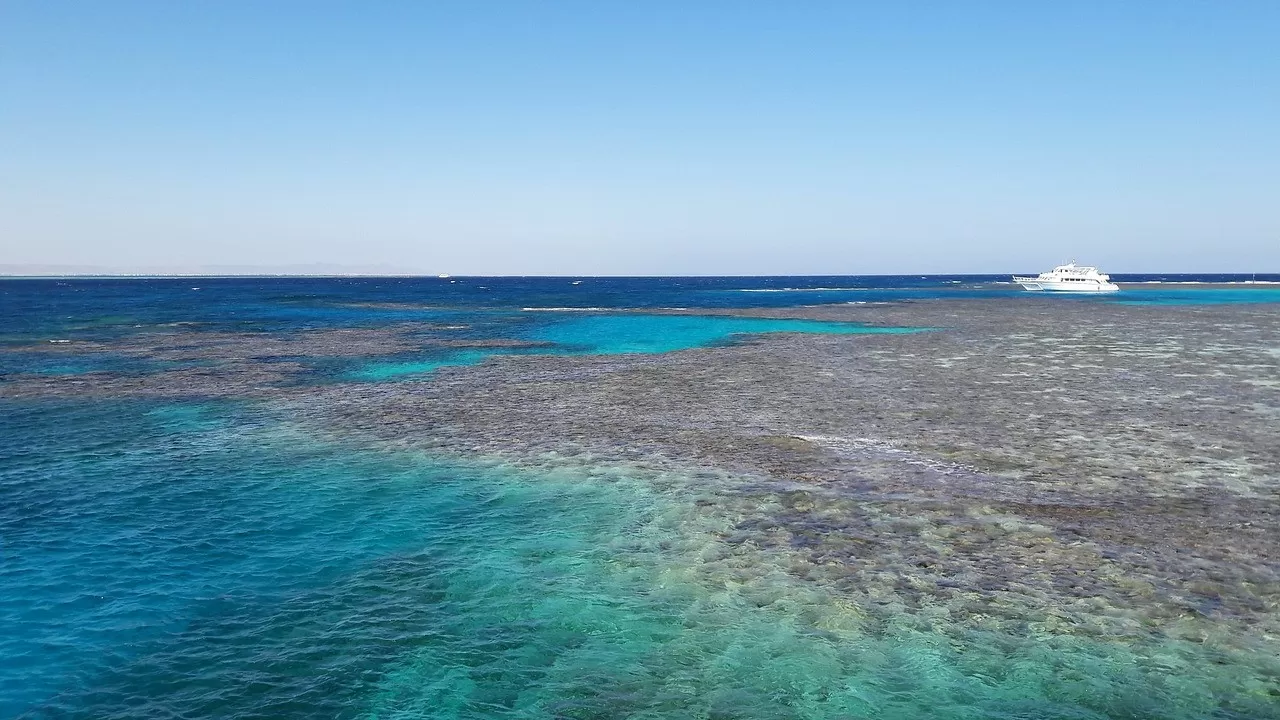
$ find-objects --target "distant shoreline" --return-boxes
[0,274,431,279]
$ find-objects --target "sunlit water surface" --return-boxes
[4,400,1277,719]
[3,276,1279,719]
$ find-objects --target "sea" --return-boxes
[2,274,1277,719]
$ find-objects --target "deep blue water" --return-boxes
[4,274,1277,344]
[2,276,1278,719]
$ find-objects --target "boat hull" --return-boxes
[1014,278,1119,293]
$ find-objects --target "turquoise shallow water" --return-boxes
[523,314,923,355]
[350,313,921,380]
[1111,286,1280,305]
[348,350,497,381]
[3,399,1277,719]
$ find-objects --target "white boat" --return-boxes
[1013,262,1119,293]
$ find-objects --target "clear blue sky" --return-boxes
[2,1,1277,274]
